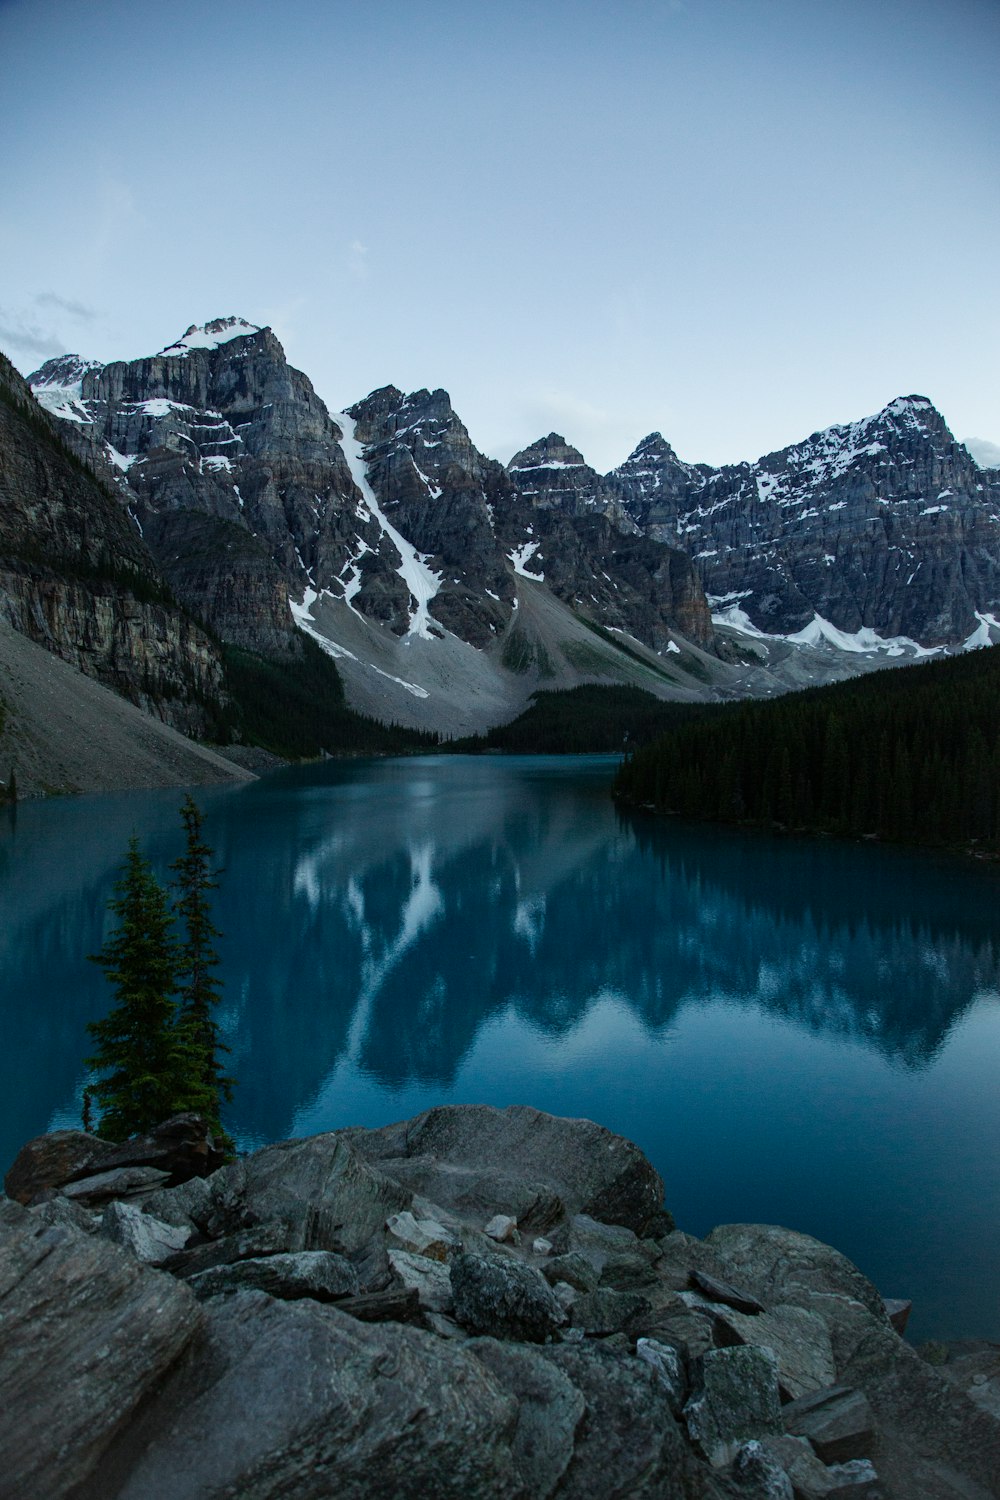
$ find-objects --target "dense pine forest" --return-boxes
[450,685,709,755]
[614,648,1000,852]
[221,633,439,758]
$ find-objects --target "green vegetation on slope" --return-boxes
[451,685,712,755]
[220,633,439,758]
[614,647,1000,851]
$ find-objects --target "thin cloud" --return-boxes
[348,239,370,283]
[0,309,66,360]
[35,292,99,320]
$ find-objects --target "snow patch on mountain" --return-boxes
[159,317,261,357]
[333,410,443,640]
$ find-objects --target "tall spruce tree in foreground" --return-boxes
[86,837,195,1140]
[171,795,233,1148]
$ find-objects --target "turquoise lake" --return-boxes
[2,753,999,1343]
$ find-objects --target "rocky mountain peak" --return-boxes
[507,433,589,474]
[158,317,262,357]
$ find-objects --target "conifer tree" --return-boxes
[86,837,195,1140]
[171,796,233,1146]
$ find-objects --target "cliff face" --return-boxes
[613,397,1000,644]
[32,328,718,664]
[0,356,224,735]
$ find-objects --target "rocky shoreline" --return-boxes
[2,1106,998,1498]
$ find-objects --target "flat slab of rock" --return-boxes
[60,1164,172,1206]
[451,1250,566,1342]
[570,1287,651,1337]
[782,1385,876,1464]
[187,1250,360,1303]
[684,1344,784,1467]
[4,1128,110,1204]
[0,1199,201,1499]
[3,1114,225,1205]
[693,1297,837,1401]
[344,1104,668,1236]
[689,1268,765,1314]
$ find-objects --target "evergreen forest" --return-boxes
[613,647,1000,852]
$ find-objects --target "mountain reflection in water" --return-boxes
[2,755,999,1340]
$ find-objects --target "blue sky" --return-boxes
[1,0,997,470]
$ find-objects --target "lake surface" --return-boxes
[2,754,999,1343]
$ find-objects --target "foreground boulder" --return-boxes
[2,1103,999,1499]
[0,1200,201,1500]
[344,1104,670,1236]
[4,1113,226,1205]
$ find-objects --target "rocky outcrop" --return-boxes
[614,397,1000,645]
[3,1104,998,1499]
[0,355,226,734]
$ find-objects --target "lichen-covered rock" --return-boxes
[570,1287,651,1337]
[684,1346,784,1467]
[471,1338,585,1497]
[539,1342,695,1498]
[450,1251,567,1342]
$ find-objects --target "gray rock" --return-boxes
[101,1200,191,1265]
[196,1130,411,1254]
[640,1292,719,1363]
[757,1434,844,1499]
[543,1251,601,1293]
[881,1297,911,1336]
[346,1104,668,1237]
[385,1209,459,1262]
[691,1268,766,1315]
[104,1293,525,1500]
[187,1250,360,1303]
[0,1198,201,1500]
[635,1336,687,1414]
[60,1164,172,1205]
[705,1225,890,1324]
[707,1300,837,1400]
[732,1440,794,1498]
[143,1172,214,1232]
[388,1247,454,1313]
[484,1213,519,1243]
[450,1250,566,1342]
[684,1345,784,1467]
[4,1128,111,1203]
[539,1342,694,1497]
[570,1287,651,1337]
[782,1386,876,1464]
[167,1219,294,1277]
[824,1459,883,1496]
[471,1338,585,1498]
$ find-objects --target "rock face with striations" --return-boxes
[0,354,225,734]
[613,397,1000,645]
[4,1103,999,1499]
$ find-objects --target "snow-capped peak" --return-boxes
[28,354,104,424]
[159,317,261,357]
[28,354,104,395]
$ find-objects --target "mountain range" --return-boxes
[5,315,1000,763]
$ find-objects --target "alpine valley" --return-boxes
[3,315,1000,786]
